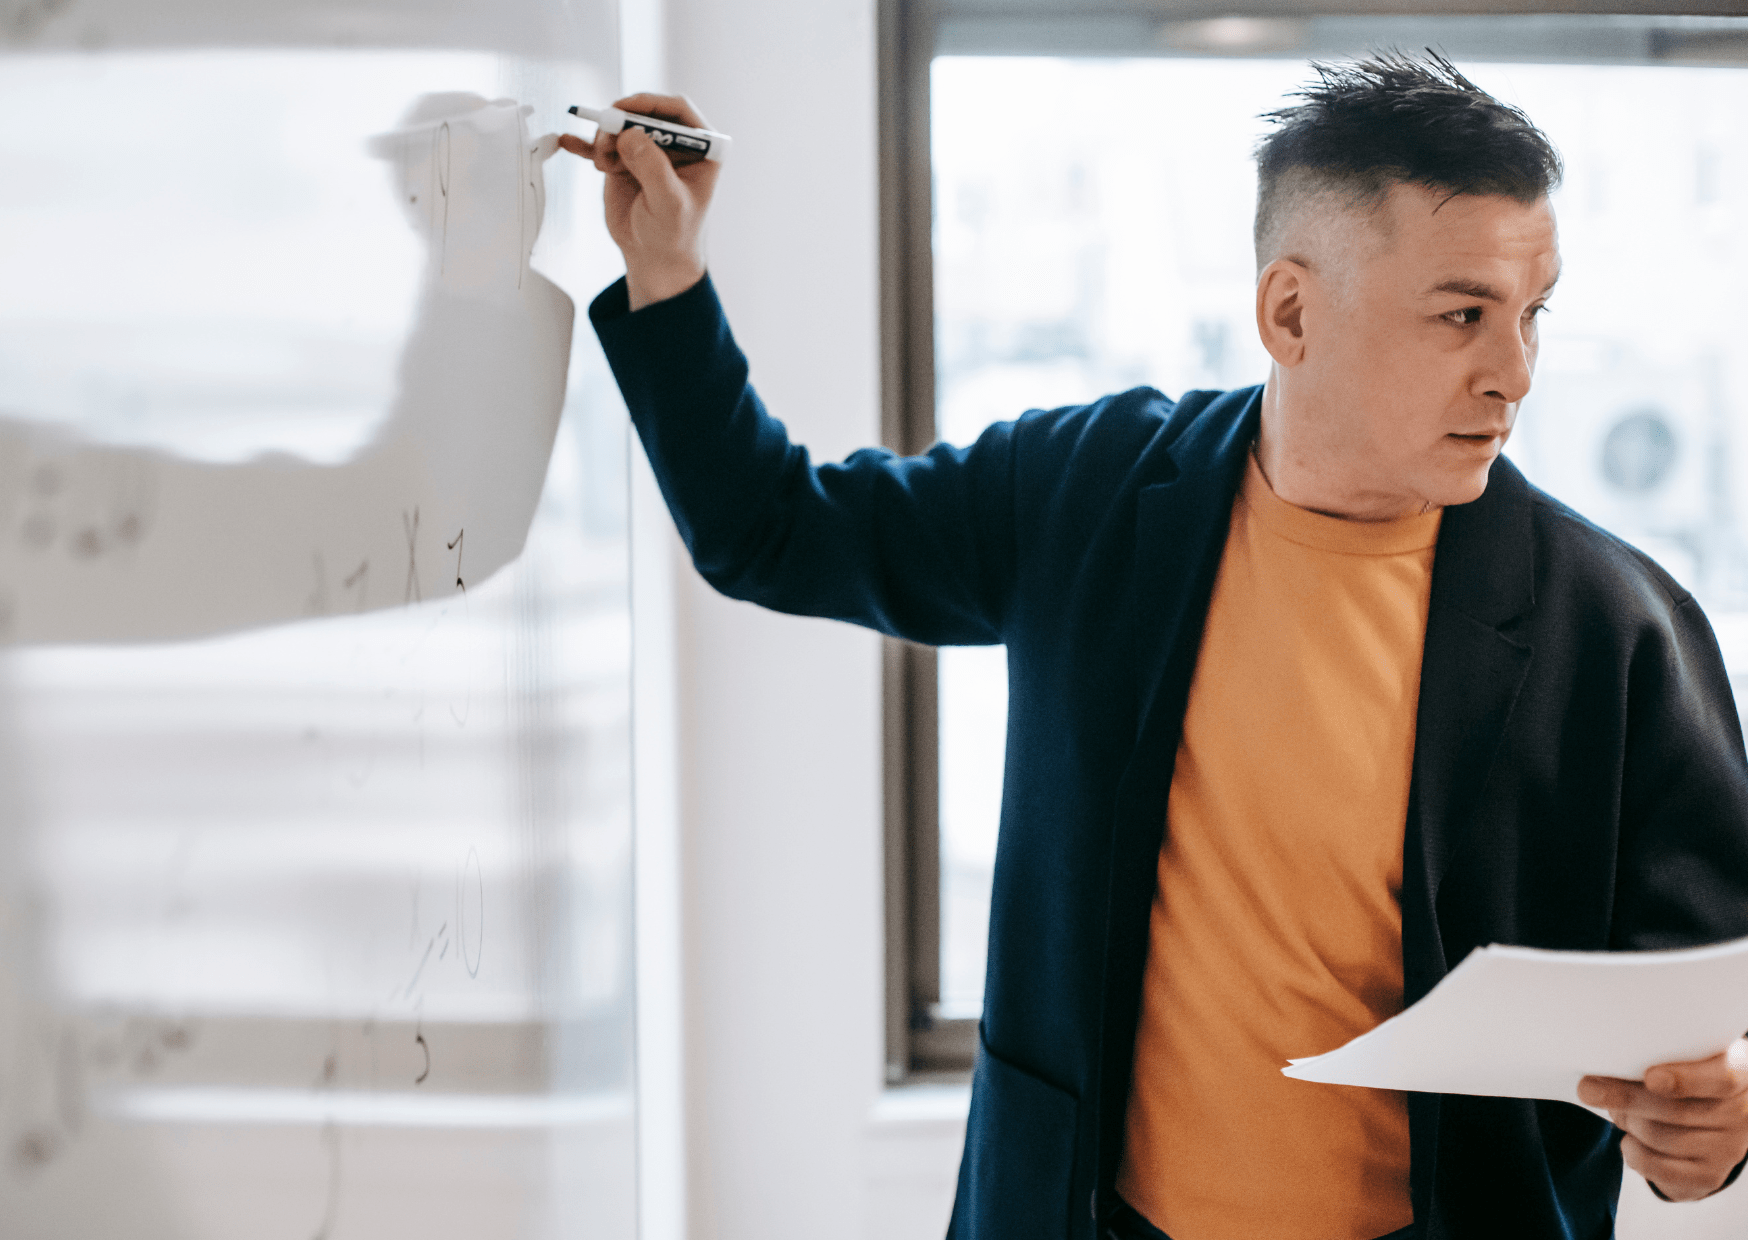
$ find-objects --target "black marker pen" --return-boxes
[568,105,733,164]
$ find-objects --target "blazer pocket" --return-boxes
[961,1025,1080,1239]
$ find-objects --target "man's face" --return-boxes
[1287,183,1561,513]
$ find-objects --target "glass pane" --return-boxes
[938,643,1006,1018]
[932,53,1748,1019]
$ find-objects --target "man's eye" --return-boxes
[1444,307,1482,326]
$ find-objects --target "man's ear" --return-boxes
[1256,258,1309,367]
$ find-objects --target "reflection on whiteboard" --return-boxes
[0,93,572,644]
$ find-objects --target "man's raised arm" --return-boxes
[567,95,1018,646]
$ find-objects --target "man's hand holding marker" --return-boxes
[559,94,720,312]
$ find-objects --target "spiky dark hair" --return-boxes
[1253,50,1563,266]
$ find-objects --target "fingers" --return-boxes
[1615,1112,1735,1159]
[616,127,688,216]
[563,94,718,183]
[1580,1076,1731,1125]
[560,130,621,174]
[561,129,642,181]
[1581,1041,1748,1114]
[612,92,712,131]
[1580,1061,1748,1204]
[1647,1041,1748,1100]
[1622,1136,1724,1202]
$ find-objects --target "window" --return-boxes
[880,3,1748,1080]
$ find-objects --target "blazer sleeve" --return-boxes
[590,275,1017,646]
[1612,593,1748,950]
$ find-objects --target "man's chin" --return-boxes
[1429,461,1497,510]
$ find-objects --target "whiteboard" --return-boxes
[0,8,636,1238]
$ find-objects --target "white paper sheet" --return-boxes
[0,93,573,644]
[1282,936,1748,1106]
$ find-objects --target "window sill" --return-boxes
[868,1079,970,1133]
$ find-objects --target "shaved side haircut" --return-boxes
[1253,50,1564,271]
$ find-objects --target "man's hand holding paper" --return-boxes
[1280,935,1748,1202]
[1579,1039,1748,1201]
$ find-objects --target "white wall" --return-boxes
[624,1,967,1237]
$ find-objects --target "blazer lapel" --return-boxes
[1127,386,1264,765]
[1107,461,1242,883]
[1096,385,1260,1188]
[1402,455,1538,1002]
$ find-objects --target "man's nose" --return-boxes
[1477,324,1535,406]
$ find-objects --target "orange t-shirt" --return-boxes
[1116,451,1441,1240]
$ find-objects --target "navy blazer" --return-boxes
[592,274,1748,1239]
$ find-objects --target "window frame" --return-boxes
[876,0,1748,1083]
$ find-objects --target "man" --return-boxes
[565,54,1748,1238]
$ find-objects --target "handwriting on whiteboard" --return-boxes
[0,95,571,645]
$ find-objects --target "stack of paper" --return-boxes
[1282,936,1748,1106]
